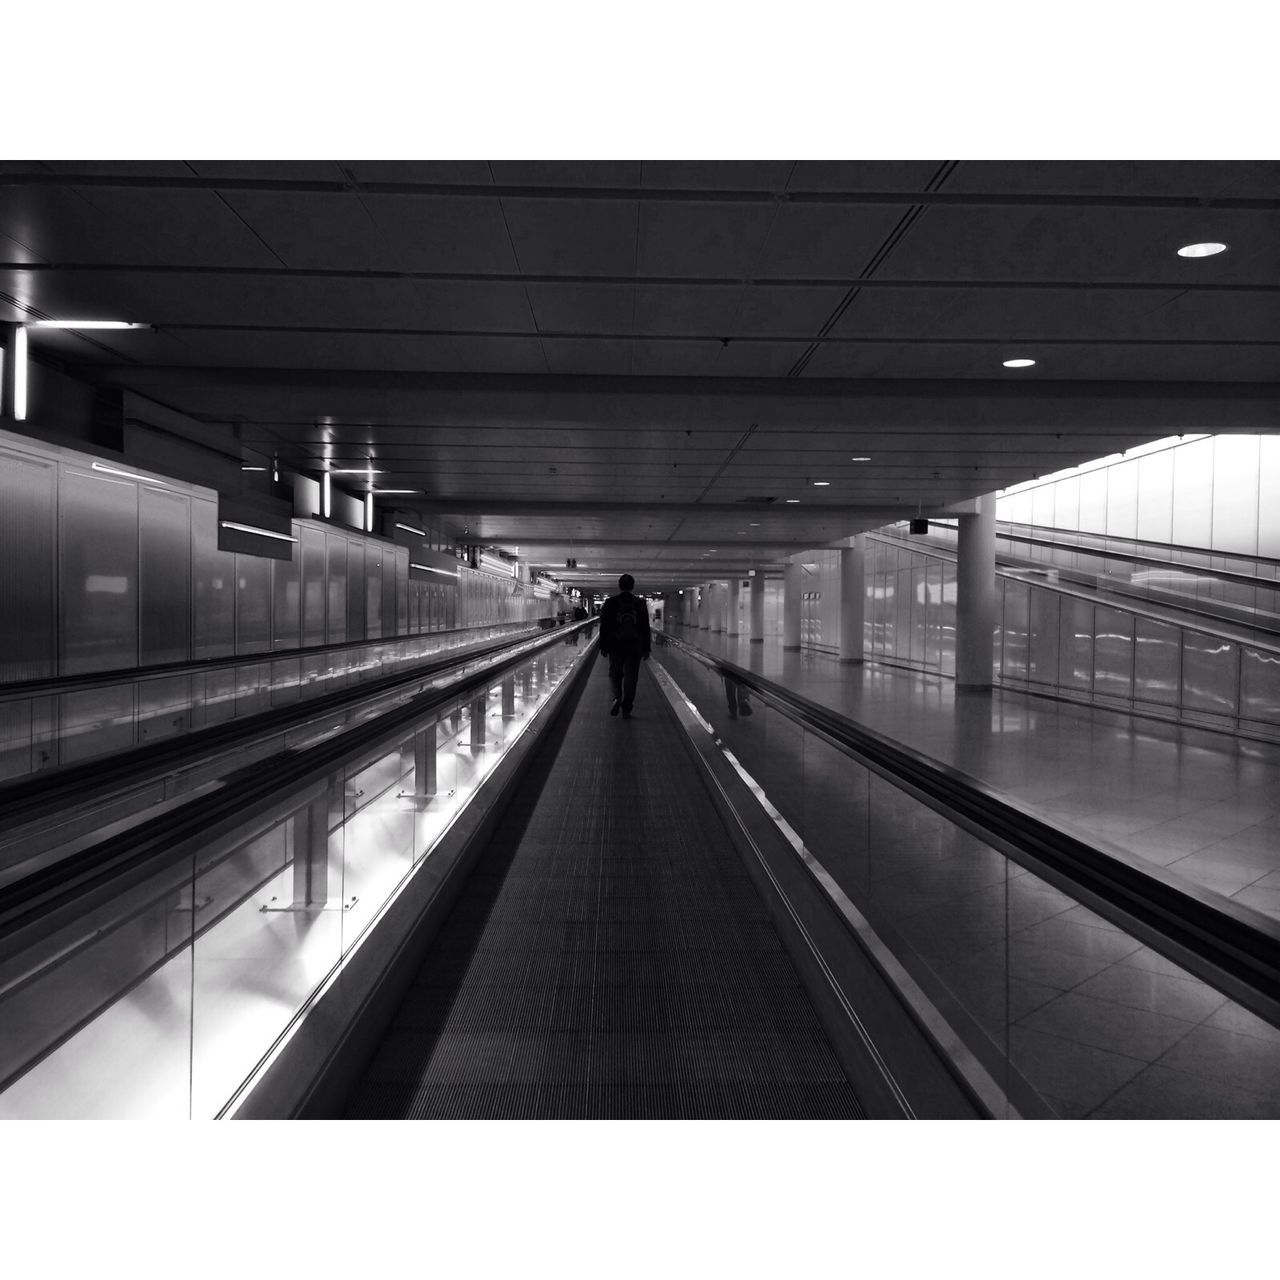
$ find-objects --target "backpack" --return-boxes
[615,596,639,643]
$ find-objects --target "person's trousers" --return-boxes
[608,646,642,710]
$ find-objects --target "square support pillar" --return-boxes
[726,578,741,636]
[783,561,802,651]
[956,492,998,690]
[292,775,340,907]
[839,538,866,664]
[749,571,765,643]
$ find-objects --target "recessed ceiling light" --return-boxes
[850,456,871,462]
[1002,358,1036,368]
[749,522,760,526]
[785,499,800,504]
[813,481,831,486]
[1177,242,1228,258]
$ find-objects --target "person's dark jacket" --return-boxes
[598,590,651,658]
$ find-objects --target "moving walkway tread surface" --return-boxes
[344,652,865,1120]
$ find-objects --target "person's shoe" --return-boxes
[739,703,753,717]
[610,699,621,716]
[622,708,632,719]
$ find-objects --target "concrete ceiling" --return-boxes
[2,159,1278,592]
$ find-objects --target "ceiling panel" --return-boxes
[500,197,638,275]
[788,161,946,192]
[0,185,281,267]
[488,161,642,187]
[344,161,496,185]
[525,282,637,333]
[636,201,777,277]
[947,160,1280,199]
[639,161,795,190]
[219,192,521,273]
[751,203,926,278]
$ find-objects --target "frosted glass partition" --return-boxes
[864,533,1280,743]
[0,619,546,783]
[0,634,592,1118]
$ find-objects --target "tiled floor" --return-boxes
[660,627,1280,1118]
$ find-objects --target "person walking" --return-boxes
[598,573,651,719]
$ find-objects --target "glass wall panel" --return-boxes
[235,552,272,653]
[1258,436,1280,560]
[908,566,926,664]
[326,536,348,645]
[1181,632,1238,715]
[1054,475,1080,533]
[0,447,56,681]
[271,542,301,651]
[1077,468,1107,534]
[346,538,365,642]
[1093,607,1133,699]
[938,566,957,676]
[365,545,383,639]
[1240,647,1280,725]
[1135,448,1175,545]
[1133,617,1180,706]
[1171,437,1214,548]
[300,526,326,647]
[60,467,139,675]
[382,550,397,637]
[1031,482,1055,529]
[1105,459,1139,539]
[1026,587,1059,685]
[1211,435,1261,555]
[192,496,235,660]
[925,562,943,669]
[139,487,191,667]
[1001,580,1030,679]
[394,546,409,635]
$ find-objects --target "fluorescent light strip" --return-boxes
[329,468,385,475]
[91,461,170,485]
[29,320,148,330]
[479,553,516,577]
[395,522,427,537]
[14,326,27,420]
[364,492,374,533]
[241,465,268,471]
[321,472,331,519]
[219,521,298,543]
[375,489,418,495]
[411,562,459,579]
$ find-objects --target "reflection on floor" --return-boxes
[663,628,1280,1119]
[0,651,581,1119]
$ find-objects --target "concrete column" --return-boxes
[839,537,866,664]
[749,571,765,643]
[711,582,725,633]
[956,493,998,690]
[783,560,802,651]
[470,693,487,748]
[501,675,515,718]
[698,586,709,629]
[726,578,741,636]
[414,725,437,796]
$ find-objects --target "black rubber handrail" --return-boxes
[664,634,1280,1026]
[0,618,540,700]
[0,625,559,829]
[0,623,596,941]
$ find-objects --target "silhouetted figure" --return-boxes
[598,573,651,719]
[724,675,754,718]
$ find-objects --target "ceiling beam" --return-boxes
[14,262,1280,294]
[4,172,1278,210]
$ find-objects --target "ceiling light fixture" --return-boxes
[329,468,385,475]
[1002,358,1036,368]
[785,499,800,504]
[1176,242,1228,258]
[219,521,298,543]
[241,465,268,472]
[322,472,332,519]
[29,320,149,330]
[91,461,170,486]
[813,481,830,486]
[850,456,872,462]
[395,522,426,538]
[374,489,418,495]
[13,325,27,420]
[364,493,374,533]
